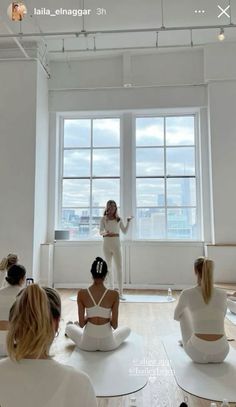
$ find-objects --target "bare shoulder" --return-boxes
[77,288,87,301]
[107,289,119,302]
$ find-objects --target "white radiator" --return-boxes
[40,244,54,286]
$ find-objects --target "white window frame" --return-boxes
[56,110,203,242]
[134,113,201,240]
[58,113,122,240]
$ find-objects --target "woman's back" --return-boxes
[78,286,118,325]
[80,286,117,308]
[0,285,21,320]
[175,286,226,334]
[0,358,96,407]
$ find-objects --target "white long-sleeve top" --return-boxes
[0,358,97,407]
[0,284,22,320]
[174,286,227,334]
[100,217,130,236]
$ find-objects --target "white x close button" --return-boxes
[217,4,230,18]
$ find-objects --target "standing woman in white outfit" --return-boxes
[100,200,132,299]
[0,284,97,407]
[65,257,131,351]
[0,264,26,356]
[174,257,229,363]
[0,253,18,287]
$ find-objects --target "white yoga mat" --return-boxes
[66,332,148,397]
[226,309,236,325]
[163,336,236,402]
[70,294,176,303]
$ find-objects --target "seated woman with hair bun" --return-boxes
[65,257,131,351]
[0,264,26,356]
[174,257,229,363]
[0,253,18,287]
[0,284,97,407]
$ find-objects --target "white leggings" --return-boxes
[103,237,123,295]
[65,322,131,351]
[179,310,229,363]
[227,297,236,314]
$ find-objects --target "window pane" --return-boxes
[62,179,90,207]
[136,208,165,239]
[166,147,195,176]
[69,225,90,240]
[63,150,90,177]
[136,118,164,146]
[136,178,164,206]
[93,149,120,177]
[62,208,88,229]
[166,116,195,146]
[92,179,120,207]
[167,208,197,239]
[92,208,104,223]
[93,119,120,147]
[167,178,196,206]
[136,148,164,176]
[64,119,91,147]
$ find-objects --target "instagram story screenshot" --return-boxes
[0,1,236,407]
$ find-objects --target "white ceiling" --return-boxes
[0,0,235,60]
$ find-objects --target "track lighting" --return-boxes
[218,28,225,41]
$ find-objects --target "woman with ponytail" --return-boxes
[65,257,130,351]
[174,257,229,363]
[0,253,18,287]
[0,284,97,407]
[0,264,25,356]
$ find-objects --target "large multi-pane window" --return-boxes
[59,113,200,241]
[136,115,197,239]
[61,118,120,239]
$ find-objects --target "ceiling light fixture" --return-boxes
[218,27,225,41]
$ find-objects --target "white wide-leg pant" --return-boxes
[179,310,229,363]
[65,322,131,351]
[103,237,123,295]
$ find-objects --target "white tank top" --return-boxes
[86,288,111,319]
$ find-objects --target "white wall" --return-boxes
[0,60,37,274]
[54,241,202,288]
[1,45,235,287]
[207,81,236,243]
[0,59,49,280]
[33,63,49,281]
[48,45,236,286]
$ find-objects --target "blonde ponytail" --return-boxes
[0,253,18,271]
[194,257,214,304]
[0,257,8,271]
[7,284,56,361]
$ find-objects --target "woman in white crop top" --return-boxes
[65,257,131,351]
[0,264,26,356]
[0,284,97,407]
[100,200,132,300]
[174,257,229,363]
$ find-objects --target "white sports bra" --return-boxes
[86,288,111,319]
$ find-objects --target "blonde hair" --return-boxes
[0,253,18,271]
[103,200,120,221]
[194,257,214,304]
[7,284,61,361]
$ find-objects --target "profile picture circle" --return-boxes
[7,2,27,21]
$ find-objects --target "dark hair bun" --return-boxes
[90,257,108,279]
[6,264,26,286]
